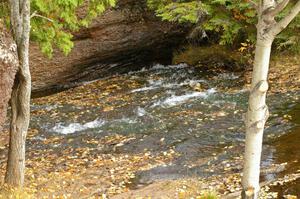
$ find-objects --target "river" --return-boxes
[25,63,299,197]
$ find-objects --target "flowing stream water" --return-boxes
[28,63,299,196]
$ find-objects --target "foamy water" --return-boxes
[52,117,140,135]
[52,119,105,134]
[131,86,158,93]
[152,88,217,107]
[131,78,207,93]
[136,107,147,117]
[151,63,188,70]
[217,73,239,80]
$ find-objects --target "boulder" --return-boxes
[0,25,18,131]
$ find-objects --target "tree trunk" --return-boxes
[5,71,31,187]
[5,0,31,188]
[241,38,272,199]
[241,1,276,198]
[241,0,300,198]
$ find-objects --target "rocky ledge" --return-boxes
[30,0,189,97]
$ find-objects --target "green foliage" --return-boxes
[0,0,115,57]
[203,0,256,45]
[149,1,208,23]
[0,1,9,26]
[148,0,300,52]
[274,3,300,52]
[30,0,116,57]
[198,191,219,199]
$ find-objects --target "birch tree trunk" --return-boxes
[5,0,31,187]
[242,38,272,199]
[242,0,300,198]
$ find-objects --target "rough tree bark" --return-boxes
[242,0,300,198]
[0,25,18,132]
[5,0,31,187]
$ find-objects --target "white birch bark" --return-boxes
[242,39,272,199]
[5,0,31,187]
[242,0,300,198]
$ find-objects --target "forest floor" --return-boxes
[0,54,299,199]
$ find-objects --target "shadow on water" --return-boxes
[264,103,300,197]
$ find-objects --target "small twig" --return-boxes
[30,10,37,18]
[30,11,53,23]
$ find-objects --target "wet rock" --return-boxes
[31,0,190,97]
[189,82,209,92]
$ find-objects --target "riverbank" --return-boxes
[0,53,299,198]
